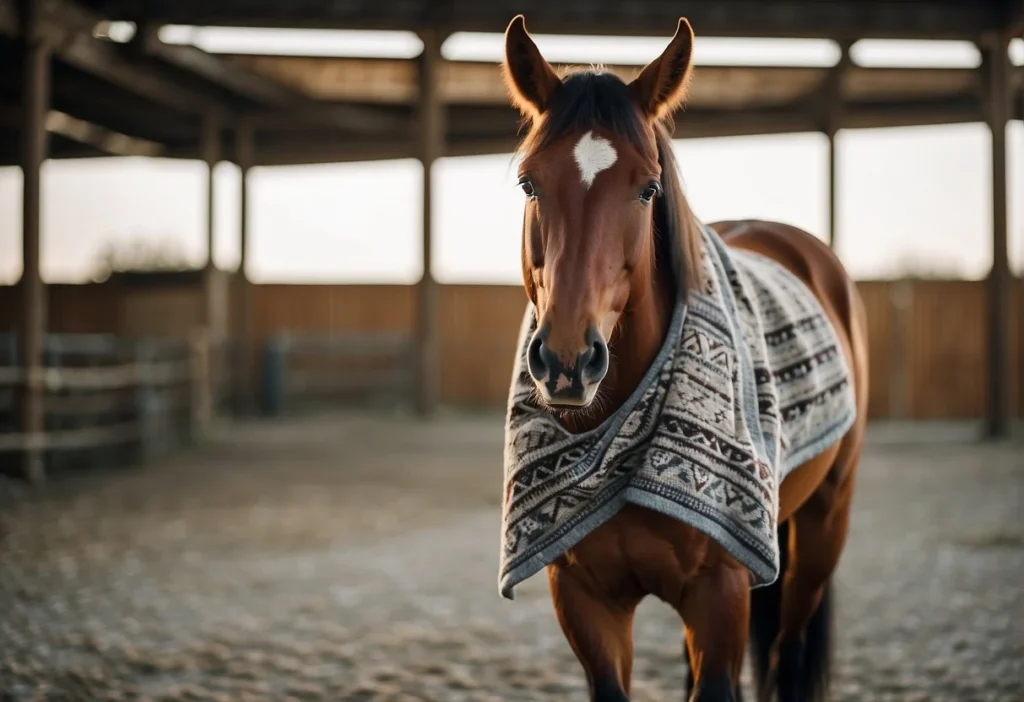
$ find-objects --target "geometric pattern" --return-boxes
[498,223,858,599]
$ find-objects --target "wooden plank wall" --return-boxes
[1,279,1020,418]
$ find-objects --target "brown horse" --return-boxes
[501,14,869,702]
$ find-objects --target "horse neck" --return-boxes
[560,254,675,434]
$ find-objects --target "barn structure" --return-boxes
[1,0,1022,483]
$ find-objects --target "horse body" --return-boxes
[500,15,868,702]
[548,220,868,702]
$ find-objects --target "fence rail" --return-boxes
[260,331,415,415]
[0,328,218,477]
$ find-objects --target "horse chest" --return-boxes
[561,505,716,604]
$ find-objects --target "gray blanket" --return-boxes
[499,223,857,599]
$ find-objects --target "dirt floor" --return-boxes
[1,411,1021,701]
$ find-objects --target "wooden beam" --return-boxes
[138,95,989,167]
[18,0,49,485]
[44,109,164,156]
[245,106,409,135]
[0,0,229,116]
[982,34,1013,438]
[228,56,830,109]
[78,0,1000,40]
[137,28,408,135]
[415,29,443,417]
[0,106,166,155]
[1011,1,1024,35]
[227,55,987,122]
[138,26,298,105]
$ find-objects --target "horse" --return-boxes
[499,14,869,702]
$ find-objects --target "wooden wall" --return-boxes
[2,279,1021,419]
[247,280,1022,417]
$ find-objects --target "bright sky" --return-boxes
[0,32,1022,285]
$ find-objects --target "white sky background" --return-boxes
[0,33,1022,284]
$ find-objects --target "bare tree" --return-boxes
[90,236,193,282]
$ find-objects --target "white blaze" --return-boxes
[573,130,617,188]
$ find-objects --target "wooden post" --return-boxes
[826,129,838,249]
[823,41,851,250]
[200,113,222,413]
[233,117,254,415]
[982,35,1012,439]
[414,30,444,416]
[201,113,221,308]
[888,279,914,420]
[18,0,51,485]
[188,327,212,442]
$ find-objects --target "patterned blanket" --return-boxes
[498,223,857,599]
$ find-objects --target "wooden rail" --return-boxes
[0,328,215,478]
[260,331,415,415]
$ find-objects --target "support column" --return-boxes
[200,114,223,414]
[233,118,254,415]
[201,114,221,276]
[18,0,51,485]
[200,114,225,335]
[414,30,444,416]
[983,34,1012,438]
[826,128,838,249]
[823,41,851,250]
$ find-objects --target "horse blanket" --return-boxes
[498,222,857,599]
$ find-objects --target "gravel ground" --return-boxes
[1,412,1021,701]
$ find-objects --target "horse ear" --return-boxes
[502,15,562,117]
[629,18,695,119]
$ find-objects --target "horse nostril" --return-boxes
[582,329,609,383]
[527,333,549,381]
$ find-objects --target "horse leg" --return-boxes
[684,651,742,702]
[684,653,696,700]
[765,474,855,702]
[548,564,640,701]
[677,563,749,701]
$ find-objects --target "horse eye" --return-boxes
[519,178,536,198]
[640,183,660,203]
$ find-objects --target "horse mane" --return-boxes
[515,68,705,298]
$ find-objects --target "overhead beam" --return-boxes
[44,110,164,156]
[230,56,824,107]
[122,94,992,168]
[136,28,408,134]
[78,0,1000,40]
[136,26,300,105]
[0,106,163,155]
[0,0,228,116]
[1012,1,1024,35]
[228,55,986,113]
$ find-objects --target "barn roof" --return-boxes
[1,0,1021,166]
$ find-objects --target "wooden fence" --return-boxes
[246,280,1023,419]
[0,329,216,477]
[1,278,1020,420]
[260,330,415,414]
